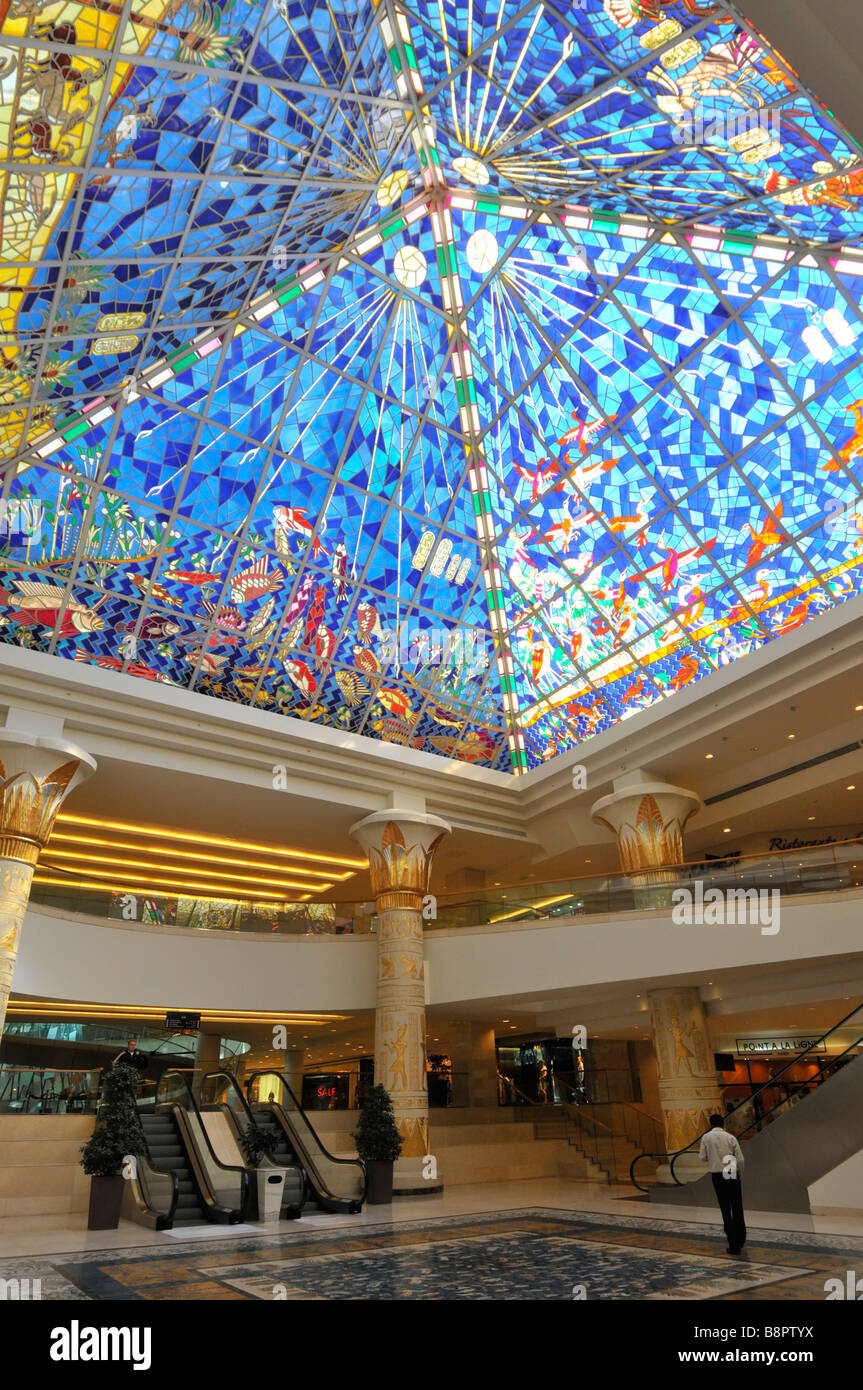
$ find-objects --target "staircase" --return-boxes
[516,1105,644,1183]
[139,1112,206,1226]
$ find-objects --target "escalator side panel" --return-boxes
[255,1103,365,1213]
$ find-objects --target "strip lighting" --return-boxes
[8,1000,346,1023]
[54,814,365,868]
[46,833,353,881]
[40,851,333,894]
[33,872,324,901]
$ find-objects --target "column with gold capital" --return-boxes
[591,769,702,906]
[0,731,96,1037]
[350,808,450,1189]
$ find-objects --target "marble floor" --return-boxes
[1,1182,862,1300]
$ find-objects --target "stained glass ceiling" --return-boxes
[1,1,863,774]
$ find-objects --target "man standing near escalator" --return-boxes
[113,1039,148,1077]
[699,1113,747,1256]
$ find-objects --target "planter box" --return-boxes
[365,1160,394,1205]
[87,1174,124,1230]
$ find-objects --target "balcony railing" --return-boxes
[0,1065,101,1114]
[25,836,863,938]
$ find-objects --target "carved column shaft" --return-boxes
[374,885,428,1156]
[647,986,722,1153]
[351,810,450,1169]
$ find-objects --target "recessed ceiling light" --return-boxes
[787,733,795,740]
[723,827,732,834]
[856,705,863,712]
[848,785,856,791]
[705,752,714,759]
[808,816,815,821]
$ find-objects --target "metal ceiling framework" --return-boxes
[1,0,863,773]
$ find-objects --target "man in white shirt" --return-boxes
[699,1113,747,1255]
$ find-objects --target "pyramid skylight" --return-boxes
[2,0,863,771]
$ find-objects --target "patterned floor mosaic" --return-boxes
[3,1209,861,1301]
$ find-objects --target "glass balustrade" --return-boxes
[24,837,863,938]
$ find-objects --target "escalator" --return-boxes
[125,1070,250,1228]
[245,1070,367,1214]
[137,1111,206,1227]
[197,1071,304,1219]
[630,1001,863,1213]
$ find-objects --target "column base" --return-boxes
[392,1156,444,1195]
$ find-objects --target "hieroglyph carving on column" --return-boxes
[0,735,96,1036]
[351,811,450,1162]
[647,986,723,1153]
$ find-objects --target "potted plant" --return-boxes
[353,1084,402,1204]
[239,1124,286,1220]
[239,1124,280,1166]
[80,1066,145,1230]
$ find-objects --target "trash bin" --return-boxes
[256,1167,285,1221]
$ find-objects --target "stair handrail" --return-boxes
[629,1000,863,1192]
[156,1067,250,1219]
[497,1073,545,1108]
[565,1089,665,1153]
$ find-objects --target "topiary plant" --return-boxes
[239,1124,280,1166]
[79,1065,145,1177]
[353,1083,403,1163]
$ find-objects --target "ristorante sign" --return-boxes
[736,1037,827,1055]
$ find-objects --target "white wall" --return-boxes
[15,908,377,1013]
[14,890,863,1014]
[425,892,863,1005]
[809,1149,863,1214]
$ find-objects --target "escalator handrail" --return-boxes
[244,1070,368,1200]
[131,1092,180,1225]
[628,1007,863,1192]
[156,1068,250,1218]
[244,1070,366,1169]
[197,1068,306,1182]
[269,1101,369,1208]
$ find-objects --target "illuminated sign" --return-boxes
[165,1012,201,1030]
[735,1037,827,1056]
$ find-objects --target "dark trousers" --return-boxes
[712,1173,746,1250]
